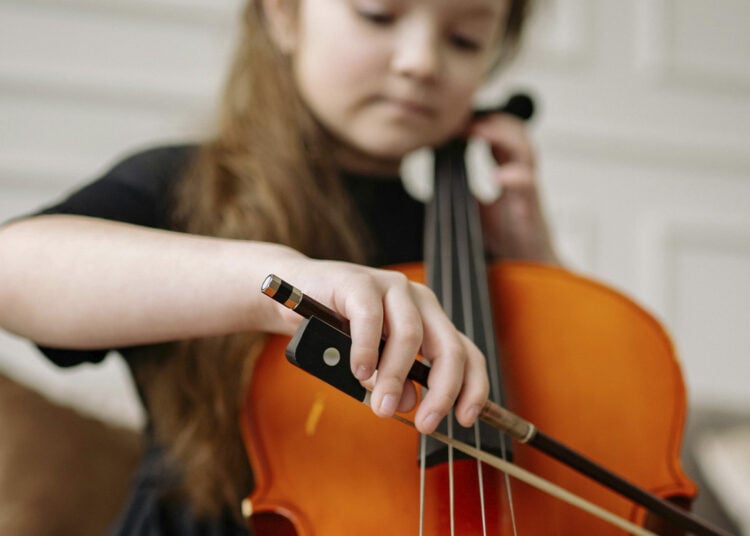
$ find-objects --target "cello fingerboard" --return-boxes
[423,138,510,464]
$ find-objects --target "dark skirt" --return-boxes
[108,443,249,536]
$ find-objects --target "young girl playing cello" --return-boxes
[0,0,557,532]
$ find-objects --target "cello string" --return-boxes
[419,432,427,536]
[418,145,456,533]
[448,413,456,536]
[473,424,489,536]
[451,159,491,534]
[438,160,458,535]
[420,146,440,536]
[392,415,659,536]
[453,145,518,536]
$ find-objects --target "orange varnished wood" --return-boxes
[239,262,697,534]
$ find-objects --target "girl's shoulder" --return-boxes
[108,144,197,180]
[36,143,199,231]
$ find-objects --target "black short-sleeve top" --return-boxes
[32,145,425,368]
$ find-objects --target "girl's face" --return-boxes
[270,0,509,163]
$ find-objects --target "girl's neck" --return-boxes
[332,141,402,178]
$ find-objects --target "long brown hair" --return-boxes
[139,0,535,520]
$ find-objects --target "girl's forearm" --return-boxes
[0,215,301,349]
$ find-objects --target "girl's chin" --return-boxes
[321,116,459,172]
[330,137,417,176]
[352,137,438,163]
[330,124,458,175]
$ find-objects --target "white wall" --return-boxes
[501,0,750,412]
[0,0,244,428]
[1,0,748,433]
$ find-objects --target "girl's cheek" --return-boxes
[448,81,482,116]
[446,59,486,97]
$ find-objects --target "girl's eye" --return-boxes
[358,9,395,26]
[450,34,482,52]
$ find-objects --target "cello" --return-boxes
[238,96,726,534]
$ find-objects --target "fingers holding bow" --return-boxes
[326,267,489,435]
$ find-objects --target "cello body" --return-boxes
[239,262,697,534]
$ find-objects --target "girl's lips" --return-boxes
[381,96,435,118]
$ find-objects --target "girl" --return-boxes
[0,0,556,533]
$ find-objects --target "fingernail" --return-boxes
[423,411,443,432]
[379,394,398,416]
[355,365,372,380]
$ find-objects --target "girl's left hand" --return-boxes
[468,113,559,265]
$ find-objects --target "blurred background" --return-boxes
[1,0,748,533]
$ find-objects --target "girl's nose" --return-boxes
[391,24,440,81]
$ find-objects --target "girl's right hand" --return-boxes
[276,258,490,436]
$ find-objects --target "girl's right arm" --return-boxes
[0,214,488,434]
[0,214,301,349]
